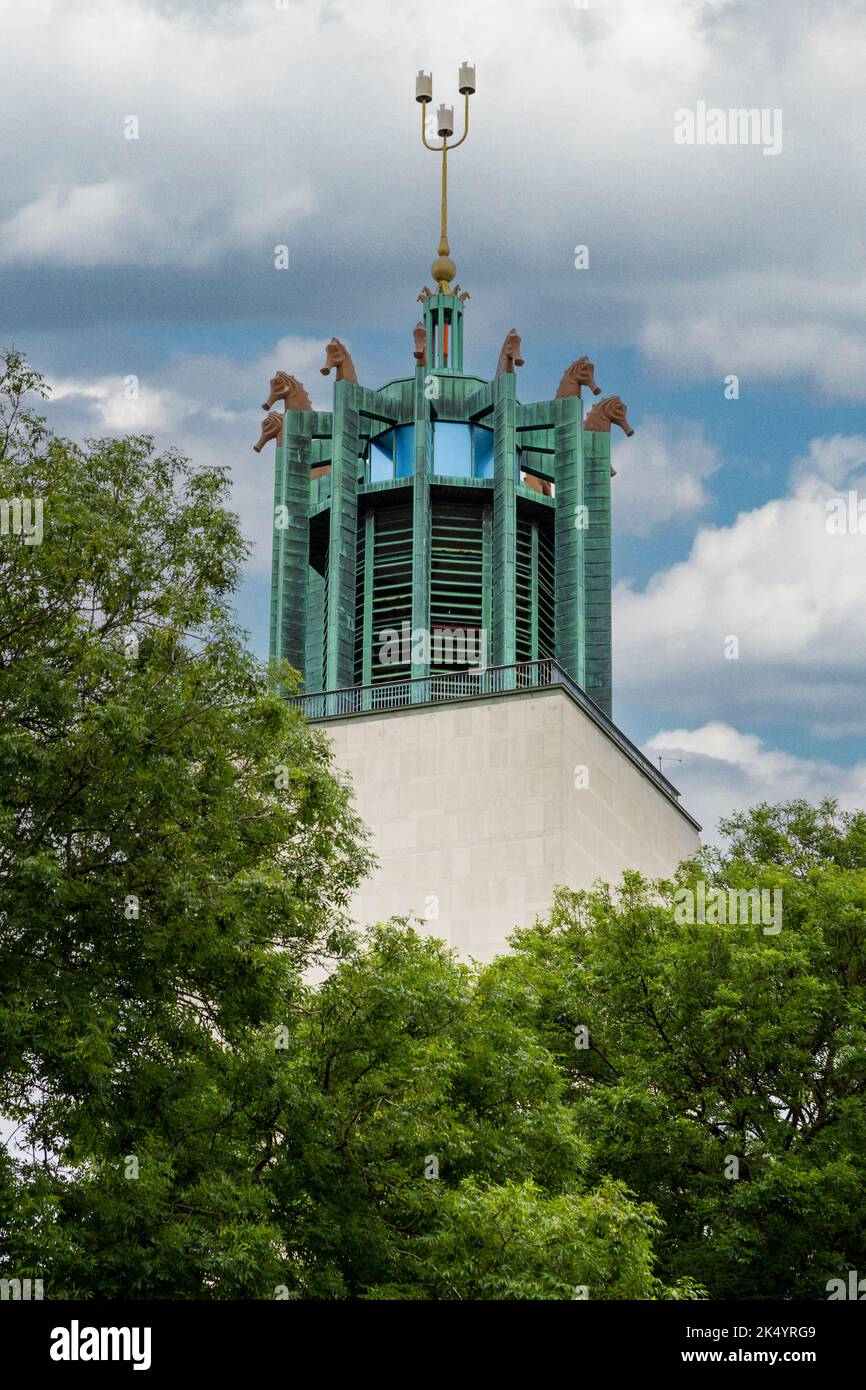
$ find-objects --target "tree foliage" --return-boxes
[2,355,861,1300]
[0,352,373,1294]
[486,802,866,1299]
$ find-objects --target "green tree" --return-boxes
[0,351,372,1295]
[0,354,687,1301]
[247,921,699,1300]
[484,801,866,1299]
[5,353,859,1301]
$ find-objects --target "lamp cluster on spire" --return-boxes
[415,62,475,297]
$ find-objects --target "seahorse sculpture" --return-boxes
[496,328,525,376]
[583,395,634,477]
[583,395,634,436]
[522,473,553,497]
[253,411,284,454]
[413,322,428,366]
[261,372,312,411]
[320,337,359,384]
[555,356,602,400]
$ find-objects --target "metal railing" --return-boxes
[289,659,683,801]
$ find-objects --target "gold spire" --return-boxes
[416,65,475,296]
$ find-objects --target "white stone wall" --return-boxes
[320,688,700,961]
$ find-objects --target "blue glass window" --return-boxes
[473,425,494,479]
[369,430,394,482]
[434,422,471,477]
[395,425,414,478]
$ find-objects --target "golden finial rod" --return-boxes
[417,70,473,295]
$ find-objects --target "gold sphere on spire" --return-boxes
[431,257,456,289]
[432,234,456,290]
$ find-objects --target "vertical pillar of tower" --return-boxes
[359,507,375,709]
[362,508,375,687]
[270,410,312,681]
[481,502,492,663]
[553,395,586,689]
[530,522,539,661]
[582,428,613,716]
[411,363,432,688]
[305,566,324,692]
[492,371,518,671]
[452,300,464,373]
[324,382,360,690]
[423,297,440,370]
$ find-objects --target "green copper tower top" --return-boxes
[259,63,639,724]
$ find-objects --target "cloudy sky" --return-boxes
[3,0,866,841]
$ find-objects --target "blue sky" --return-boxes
[3,0,866,839]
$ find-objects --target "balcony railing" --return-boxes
[288,659,684,802]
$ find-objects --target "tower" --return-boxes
[257,65,700,959]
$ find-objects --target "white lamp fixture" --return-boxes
[437,103,454,137]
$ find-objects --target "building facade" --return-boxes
[258,71,700,957]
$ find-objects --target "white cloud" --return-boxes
[612,414,721,535]
[647,721,866,843]
[0,177,315,270]
[0,182,141,267]
[640,309,866,402]
[614,433,866,737]
[49,375,193,432]
[2,0,866,397]
[45,334,331,574]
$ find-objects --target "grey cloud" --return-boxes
[0,0,863,403]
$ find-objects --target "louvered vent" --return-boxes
[516,516,555,662]
[430,503,484,672]
[353,513,366,686]
[537,523,555,659]
[370,505,413,683]
[321,543,329,687]
[305,564,324,692]
[516,517,533,663]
